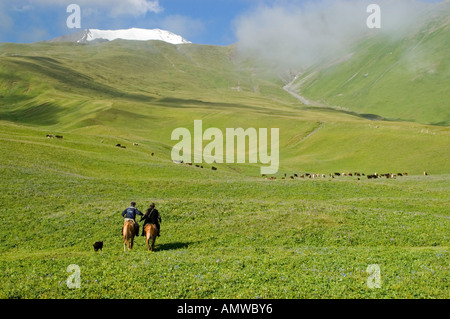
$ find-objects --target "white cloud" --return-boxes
[26,0,163,16]
[234,0,437,71]
[108,0,163,17]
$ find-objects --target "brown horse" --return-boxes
[123,220,136,251]
[144,224,158,252]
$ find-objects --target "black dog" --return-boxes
[93,241,103,252]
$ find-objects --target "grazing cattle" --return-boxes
[195,164,200,168]
[55,135,63,139]
[173,160,183,164]
[403,172,408,176]
[212,166,217,171]
[151,153,155,156]
[334,173,341,176]
[424,171,428,176]
[116,144,122,147]
[290,176,294,180]
[133,143,139,146]
[46,134,54,138]
[93,241,103,252]
[397,173,403,176]
[121,145,126,149]
[354,172,361,176]
[342,173,347,176]
[294,174,298,177]
[186,162,192,166]
[300,175,305,178]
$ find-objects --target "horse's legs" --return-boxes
[151,237,156,252]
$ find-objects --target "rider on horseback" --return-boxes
[122,201,143,236]
[140,203,161,237]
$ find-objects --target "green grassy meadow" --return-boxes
[0,37,449,299]
[0,119,448,299]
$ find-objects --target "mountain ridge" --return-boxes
[49,27,191,45]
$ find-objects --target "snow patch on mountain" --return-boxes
[51,28,191,44]
[84,28,191,44]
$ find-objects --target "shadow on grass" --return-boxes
[155,241,198,252]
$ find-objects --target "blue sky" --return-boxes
[0,0,445,45]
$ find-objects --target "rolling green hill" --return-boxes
[0,39,449,175]
[289,3,450,126]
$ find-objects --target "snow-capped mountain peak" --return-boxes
[51,28,191,45]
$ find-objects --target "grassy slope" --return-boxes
[294,8,450,125]
[0,39,448,299]
[0,122,448,298]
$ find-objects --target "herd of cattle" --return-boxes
[173,160,218,171]
[46,134,63,139]
[45,134,428,178]
[264,171,429,180]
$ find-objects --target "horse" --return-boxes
[144,224,158,252]
[123,220,136,251]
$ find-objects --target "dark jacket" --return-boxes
[122,207,143,220]
[141,208,161,227]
